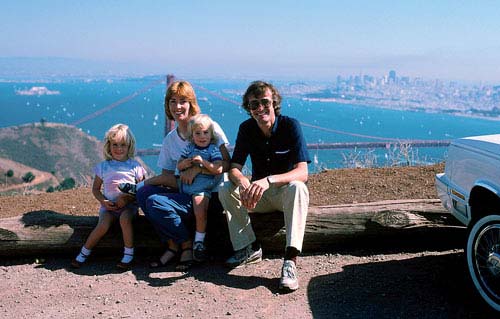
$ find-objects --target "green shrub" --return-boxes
[22,172,35,183]
[5,169,14,178]
[57,177,76,191]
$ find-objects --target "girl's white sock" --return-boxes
[76,246,91,263]
[121,247,134,263]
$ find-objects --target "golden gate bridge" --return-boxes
[69,74,451,156]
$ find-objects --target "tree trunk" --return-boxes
[0,199,464,257]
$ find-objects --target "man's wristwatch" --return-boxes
[267,175,275,185]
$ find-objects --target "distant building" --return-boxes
[388,70,396,83]
[15,86,60,96]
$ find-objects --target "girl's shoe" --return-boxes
[70,258,83,269]
[116,260,132,270]
[71,250,90,269]
[116,252,134,270]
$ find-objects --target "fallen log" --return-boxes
[252,199,465,252]
[0,199,465,257]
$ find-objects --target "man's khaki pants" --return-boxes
[218,180,309,252]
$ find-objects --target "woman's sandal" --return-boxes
[175,248,194,272]
[149,248,178,268]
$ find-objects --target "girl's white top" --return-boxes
[94,159,146,201]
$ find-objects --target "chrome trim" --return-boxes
[451,189,465,200]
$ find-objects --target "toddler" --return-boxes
[177,114,223,262]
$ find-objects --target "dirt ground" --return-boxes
[0,164,497,318]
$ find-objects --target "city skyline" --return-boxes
[2,1,500,82]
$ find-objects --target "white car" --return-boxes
[436,134,500,311]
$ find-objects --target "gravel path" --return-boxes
[0,248,496,319]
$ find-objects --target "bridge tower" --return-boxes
[164,74,176,136]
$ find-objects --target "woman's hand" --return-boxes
[179,166,200,185]
[177,158,193,171]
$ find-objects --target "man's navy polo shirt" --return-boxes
[231,115,311,181]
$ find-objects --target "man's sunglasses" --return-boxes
[248,98,274,111]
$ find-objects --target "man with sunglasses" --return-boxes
[219,80,310,292]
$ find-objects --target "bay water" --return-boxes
[1,77,499,173]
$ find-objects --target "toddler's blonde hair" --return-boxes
[103,123,136,160]
[187,114,218,145]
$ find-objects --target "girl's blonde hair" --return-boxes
[187,114,218,145]
[103,123,136,160]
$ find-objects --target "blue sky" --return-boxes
[2,0,500,82]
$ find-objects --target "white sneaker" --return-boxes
[226,244,262,268]
[279,260,299,291]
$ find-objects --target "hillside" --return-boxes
[0,122,152,194]
[0,157,59,193]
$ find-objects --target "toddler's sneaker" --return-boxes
[193,241,207,262]
[118,183,137,196]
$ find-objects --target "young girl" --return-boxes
[71,124,146,270]
[177,114,223,262]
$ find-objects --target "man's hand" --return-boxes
[240,177,270,210]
